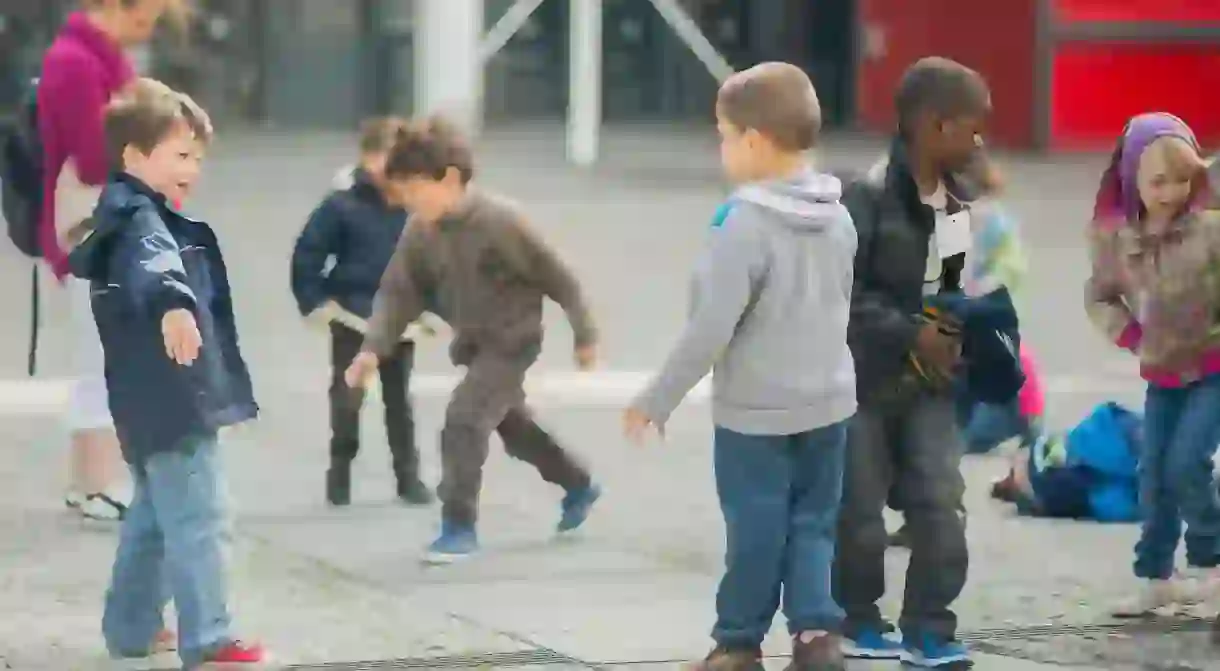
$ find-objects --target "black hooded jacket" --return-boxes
[841,138,976,404]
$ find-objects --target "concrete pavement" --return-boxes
[0,125,1192,669]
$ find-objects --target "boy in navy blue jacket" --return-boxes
[66,79,266,669]
[291,117,432,507]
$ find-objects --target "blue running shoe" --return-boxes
[557,483,602,533]
[423,521,478,565]
[900,634,972,668]
[841,626,903,659]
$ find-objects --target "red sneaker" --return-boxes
[151,629,177,652]
[200,640,268,668]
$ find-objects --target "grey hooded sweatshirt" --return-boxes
[632,170,858,435]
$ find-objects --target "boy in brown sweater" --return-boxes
[345,117,601,564]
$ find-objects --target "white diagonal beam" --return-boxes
[646,0,734,82]
[480,0,548,63]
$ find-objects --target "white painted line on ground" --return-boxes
[0,372,1140,416]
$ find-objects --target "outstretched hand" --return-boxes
[622,407,661,445]
[161,309,201,366]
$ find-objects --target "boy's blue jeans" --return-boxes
[953,383,1040,455]
[958,400,1041,455]
[1135,376,1220,579]
[102,432,234,668]
[712,420,847,647]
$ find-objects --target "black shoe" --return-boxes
[327,464,351,506]
[396,477,434,506]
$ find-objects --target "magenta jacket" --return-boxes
[37,12,133,278]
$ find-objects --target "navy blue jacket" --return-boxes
[290,169,407,319]
[66,173,257,464]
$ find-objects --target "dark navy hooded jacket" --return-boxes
[927,287,1024,404]
[67,173,257,463]
[290,168,408,320]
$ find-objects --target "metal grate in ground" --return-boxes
[283,649,591,670]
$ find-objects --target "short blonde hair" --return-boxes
[716,62,822,152]
[104,77,212,171]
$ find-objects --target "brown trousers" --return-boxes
[440,353,591,526]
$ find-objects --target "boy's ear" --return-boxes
[120,143,141,169]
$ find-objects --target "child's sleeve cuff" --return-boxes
[1115,321,1142,351]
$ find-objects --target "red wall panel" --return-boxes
[855,0,1037,147]
[1053,0,1220,24]
[1050,42,1220,149]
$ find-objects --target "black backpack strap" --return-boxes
[27,264,39,376]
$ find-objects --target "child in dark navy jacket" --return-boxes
[66,79,266,669]
[291,117,433,507]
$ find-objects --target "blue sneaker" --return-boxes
[900,634,971,668]
[557,483,601,533]
[423,522,478,565]
[841,626,903,659]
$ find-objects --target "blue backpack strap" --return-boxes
[711,199,736,229]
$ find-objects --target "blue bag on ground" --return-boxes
[1021,402,1142,522]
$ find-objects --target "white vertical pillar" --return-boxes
[567,0,602,166]
[415,0,484,137]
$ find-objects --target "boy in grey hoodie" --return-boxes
[624,62,857,671]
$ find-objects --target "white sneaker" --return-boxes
[79,492,128,522]
[1179,567,1220,607]
[65,489,85,509]
[1111,578,1180,618]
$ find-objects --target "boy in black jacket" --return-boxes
[291,117,432,507]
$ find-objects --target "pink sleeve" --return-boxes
[1017,345,1045,419]
[37,55,111,277]
[1115,321,1143,351]
[41,62,111,185]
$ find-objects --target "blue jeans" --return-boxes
[1135,377,1220,579]
[102,433,234,669]
[953,383,1040,455]
[712,421,848,647]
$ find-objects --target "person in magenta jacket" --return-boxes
[38,0,176,523]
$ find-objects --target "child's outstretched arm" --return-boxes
[363,225,428,358]
[290,198,341,317]
[629,208,762,427]
[112,208,197,318]
[1084,225,1140,351]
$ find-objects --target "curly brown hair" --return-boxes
[384,116,474,184]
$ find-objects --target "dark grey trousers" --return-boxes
[832,393,968,639]
[439,353,591,527]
